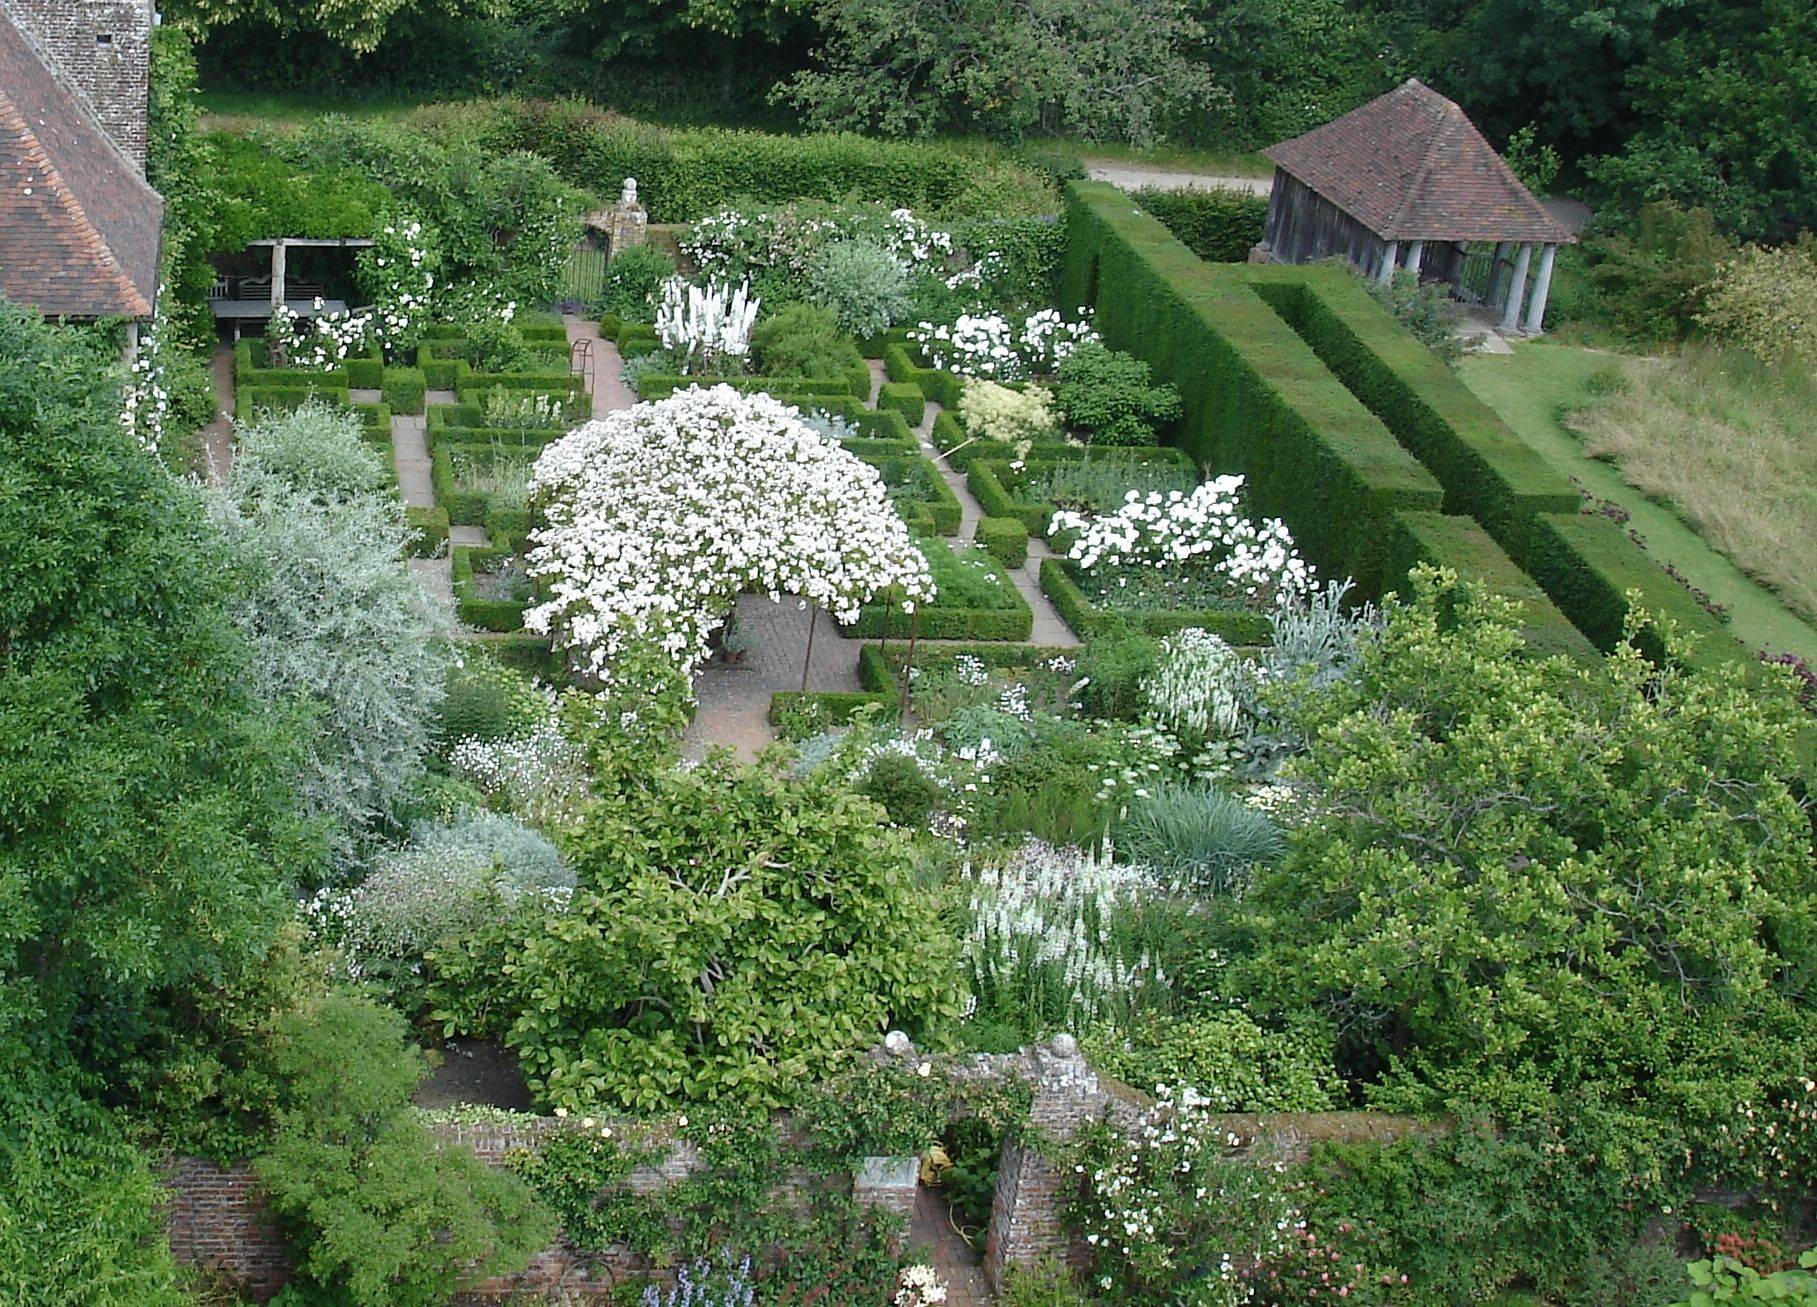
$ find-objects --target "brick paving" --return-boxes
[910,1186,991,1306]
[680,595,862,762]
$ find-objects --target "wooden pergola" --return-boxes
[209,236,375,339]
[1258,79,1575,335]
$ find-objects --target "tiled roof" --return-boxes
[1264,79,1573,245]
[0,4,161,318]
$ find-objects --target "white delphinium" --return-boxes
[1052,474,1314,606]
[964,840,1166,1032]
[527,386,934,696]
[1143,629,1250,743]
[654,277,759,374]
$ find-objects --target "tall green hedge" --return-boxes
[1130,186,1268,263]
[1061,182,1444,595]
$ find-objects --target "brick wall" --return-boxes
[7,0,153,169]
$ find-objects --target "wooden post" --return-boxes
[800,607,819,694]
[1376,239,1399,285]
[897,608,921,728]
[1405,240,1425,278]
[270,240,287,313]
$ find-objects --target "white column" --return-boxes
[1405,240,1425,277]
[1490,241,1511,303]
[1376,239,1399,285]
[270,240,287,312]
[1521,242,1558,335]
[1498,242,1533,334]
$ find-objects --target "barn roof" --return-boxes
[0,3,162,319]
[1264,79,1573,245]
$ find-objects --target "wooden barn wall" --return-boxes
[1262,170,1388,273]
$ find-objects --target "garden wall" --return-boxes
[1060,181,1763,675]
[162,1043,1427,1303]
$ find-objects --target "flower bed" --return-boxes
[1039,556,1273,643]
[840,539,1030,640]
[452,544,535,631]
[968,453,1198,539]
[862,452,963,536]
[431,440,537,527]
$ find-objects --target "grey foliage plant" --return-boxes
[1113,782,1285,896]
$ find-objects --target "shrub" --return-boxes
[1695,235,1817,366]
[1131,186,1267,263]
[595,244,676,323]
[254,992,554,1306]
[807,239,913,338]
[1577,202,1734,343]
[750,303,857,378]
[1365,268,1464,363]
[958,378,1060,445]
[212,404,452,868]
[1111,782,1284,894]
[1054,342,1181,445]
[876,380,926,426]
[463,317,532,373]
[1082,1011,1338,1109]
[1226,570,1817,1199]
[975,515,1029,567]
[435,653,549,747]
[1072,626,1160,719]
[857,750,947,828]
[382,366,427,414]
[433,756,963,1112]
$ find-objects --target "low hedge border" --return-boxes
[862,639,1081,699]
[863,452,963,536]
[383,367,427,415]
[235,382,351,421]
[769,396,915,447]
[768,689,896,734]
[456,372,585,402]
[967,454,1195,539]
[877,381,926,427]
[975,516,1029,567]
[1039,556,1274,643]
[451,545,530,632]
[930,410,1197,472]
[431,441,537,527]
[460,631,563,682]
[1381,511,1594,658]
[882,340,963,408]
[843,546,1033,641]
[637,366,870,402]
[405,505,449,558]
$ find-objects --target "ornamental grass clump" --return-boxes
[527,386,933,698]
[1053,474,1313,612]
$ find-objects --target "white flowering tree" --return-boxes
[1052,474,1314,609]
[527,385,934,696]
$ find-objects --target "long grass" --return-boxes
[1566,345,1817,624]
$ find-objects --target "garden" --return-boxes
[5,11,1816,1307]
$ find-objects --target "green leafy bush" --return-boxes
[594,244,676,323]
[1365,268,1464,363]
[431,756,963,1112]
[462,317,531,373]
[382,366,427,414]
[750,303,858,379]
[1054,343,1181,445]
[1083,1011,1339,1109]
[254,993,554,1306]
[1575,202,1735,343]
[1695,235,1817,366]
[1674,1250,1817,1305]
[807,239,913,338]
[1071,626,1159,719]
[1226,570,1817,1199]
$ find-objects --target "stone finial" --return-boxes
[604,178,649,261]
[883,1030,915,1057]
[619,177,639,206]
[1047,1033,1079,1059]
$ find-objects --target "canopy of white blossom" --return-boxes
[526,385,935,692]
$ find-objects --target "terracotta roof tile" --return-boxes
[1264,79,1572,245]
[0,4,161,318]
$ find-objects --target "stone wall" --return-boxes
[7,0,153,169]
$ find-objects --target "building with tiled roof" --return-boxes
[0,0,162,321]
[1259,79,1573,335]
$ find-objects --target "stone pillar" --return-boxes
[1489,240,1512,304]
[1498,241,1533,334]
[1405,240,1425,278]
[983,1037,1104,1292]
[605,177,649,261]
[1376,239,1399,285]
[1521,242,1558,335]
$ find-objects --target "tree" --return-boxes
[0,299,314,1086]
[430,755,963,1112]
[1224,571,1817,1191]
[210,403,451,868]
[779,0,1215,145]
[160,0,504,55]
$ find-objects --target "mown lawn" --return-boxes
[1459,341,1817,663]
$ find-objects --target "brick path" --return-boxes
[680,595,862,762]
[910,1186,991,1306]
